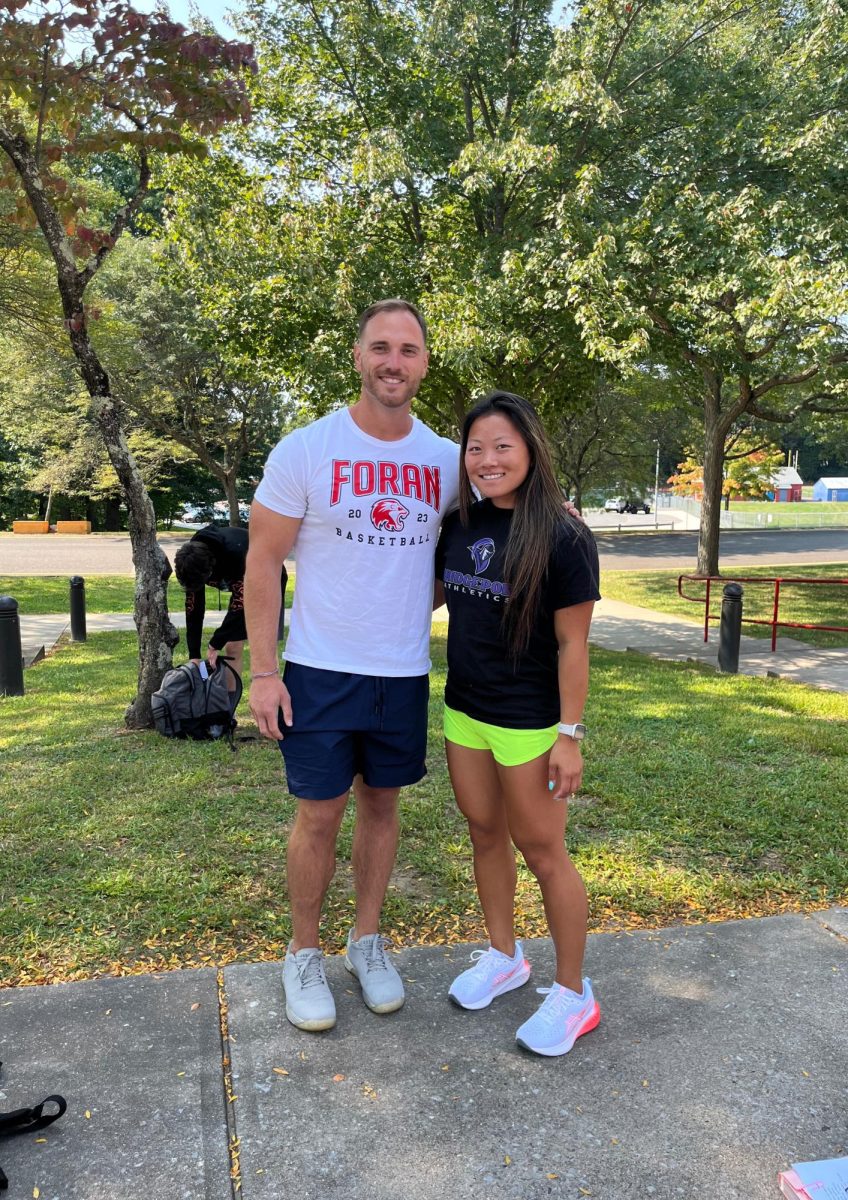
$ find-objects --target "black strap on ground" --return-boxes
[0,1093,67,1191]
[0,1094,67,1137]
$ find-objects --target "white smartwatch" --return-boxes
[557,722,587,741]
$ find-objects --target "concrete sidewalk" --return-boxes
[589,598,848,692]
[1,909,846,1199]
[17,610,233,668]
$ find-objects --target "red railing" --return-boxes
[677,574,848,651]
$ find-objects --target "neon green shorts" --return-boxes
[443,705,558,768]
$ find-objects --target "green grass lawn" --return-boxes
[1,627,845,988]
[0,574,295,615]
[601,564,848,648]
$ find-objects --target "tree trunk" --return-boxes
[224,474,241,526]
[73,332,178,727]
[697,416,725,576]
[1,127,177,727]
[44,483,54,523]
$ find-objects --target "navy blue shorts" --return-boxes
[278,662,429,801]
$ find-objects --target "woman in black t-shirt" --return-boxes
[434,391,601,1057]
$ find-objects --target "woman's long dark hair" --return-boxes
[458,390,582,658]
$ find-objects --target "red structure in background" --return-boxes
[770,466,804,502]
[677,574,848,651]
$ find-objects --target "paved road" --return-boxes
[593,527,848,570]
[0,533,191,576]
[2,526,847,576]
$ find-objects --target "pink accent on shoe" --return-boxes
[570,1000,601,1041]
[515,979,601,1056]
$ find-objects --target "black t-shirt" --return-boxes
[183,525,288,657]
[184,525,250,659]
[193,524,249,589]
[434,500,601,728]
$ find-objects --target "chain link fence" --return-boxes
[655,493,848,530]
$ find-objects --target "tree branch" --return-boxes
[34,34,52,166]
[747,393,848,422]
[750,365,821,399]
[620,3,752,96]
[302,0,373,133]
[471,67,497,138]
[78,148,152,287]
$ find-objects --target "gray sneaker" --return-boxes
[344,931,405,1014]
[283,946,336,1031]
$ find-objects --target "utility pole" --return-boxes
[653,442,660,528]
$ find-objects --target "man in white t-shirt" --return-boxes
[245,299,459,1032]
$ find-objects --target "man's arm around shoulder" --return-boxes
[244,501,303,740]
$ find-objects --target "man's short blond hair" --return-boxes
[357,299,428,345]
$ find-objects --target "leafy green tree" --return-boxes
[231,0,593,431]
[550,0,848,572]
[92,237,286,525]
[0,218,56,331]
[0,332,89,520]
[0,0,256,725]
[545,361,690,509]
[783,420,848,484]
[0,329,201,528]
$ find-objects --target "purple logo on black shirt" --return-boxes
[468,538,495,574]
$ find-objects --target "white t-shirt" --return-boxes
[254,408,459,676]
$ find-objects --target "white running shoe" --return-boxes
[344,931,405,1014]
[448,943,531,1010]
[515,978,600,1056]
[282,946,336,1031]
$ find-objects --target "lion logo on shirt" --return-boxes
[468,538,495,574]
[371,497,410,532]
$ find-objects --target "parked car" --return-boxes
[603,496,652,514]
[211,500,252,522]
[178,503,215,523]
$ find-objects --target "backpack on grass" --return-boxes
[151,658,242,746]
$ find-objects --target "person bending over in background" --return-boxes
[175,523,287,687]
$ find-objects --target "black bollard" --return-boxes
[718,582,744,674]
[69,576,87,642]
[0,596,25,696]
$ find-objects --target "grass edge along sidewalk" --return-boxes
[600,562,848,649]
[1,628,846,989]
[0,574,295,615]
[4,565,846,650]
